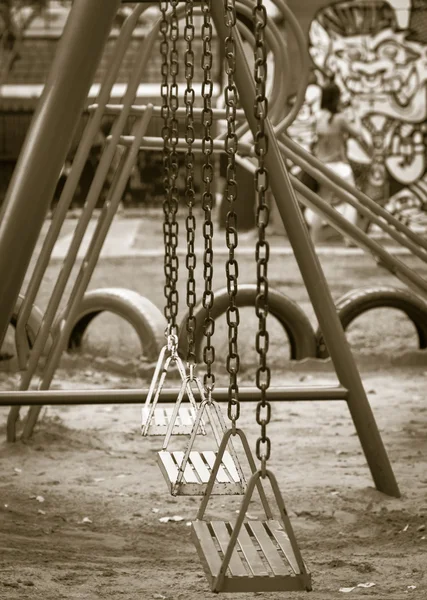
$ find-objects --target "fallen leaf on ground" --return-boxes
[81,517,93,524]
[339,587,356,593]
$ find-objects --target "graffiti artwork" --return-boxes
[289,0,427,228]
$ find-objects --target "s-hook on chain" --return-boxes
[223,0,240,429]
[184,0,197,371]
[162,0,179,348]
[201,0,215,397]
[253,0,271,474]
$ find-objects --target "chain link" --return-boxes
[201,0,215,395]
[184,0,197,367]
[253,0,271,467]
[160,1,172,331]
[223,0,240,426]
[163,0,180,335]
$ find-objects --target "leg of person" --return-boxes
[308,208,326,244]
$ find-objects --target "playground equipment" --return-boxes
[317,285,427,359]
[66,287,166,361]
[8,0,427,589]
[0,0,403,487]
[178,283,318,361]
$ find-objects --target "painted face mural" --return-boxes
[291,0,427,223]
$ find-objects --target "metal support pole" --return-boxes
[0,386,349,406]
[210,2,399,498]
[0,0,121,348]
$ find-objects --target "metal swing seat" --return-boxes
[191,429,312,593]
[178,0,311,591]
[147,0,254,499]
[141,334,207,437]
[157,377,246,496]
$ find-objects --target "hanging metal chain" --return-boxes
[184,0,197,369]
[253,0,271,471]
[201,0,215,396]
[160,1,172,333]
[222,0,240,426]
[163,0,180,337]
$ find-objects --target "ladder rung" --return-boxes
[191,520,312,593]
[141,406,200,436]
[157,450,245,496]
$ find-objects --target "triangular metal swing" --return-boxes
[191,428,312,593]
[141,334,206,437]
[157,377,246,496]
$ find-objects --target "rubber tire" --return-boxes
[1,294,52,367]
[316,285,427,358]
[10,294,44,348]
[178,283,317,361]
[64,288,166,361]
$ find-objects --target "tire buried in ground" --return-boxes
[316,285,427,358]
[1,294,52,367]
[178,283,317,362]
[65,288,166,361]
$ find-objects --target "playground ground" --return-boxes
[0,211,426,599]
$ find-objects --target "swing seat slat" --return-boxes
[268,519,302,574]
[246,521,288,576]
[191,520,312,593]
[141,405,202,436]
[157,450,245,495]
[210,521,247,577]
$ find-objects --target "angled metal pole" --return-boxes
[211,2,399,498]
[0,0,121,347]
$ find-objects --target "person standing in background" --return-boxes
[306,82,367,245]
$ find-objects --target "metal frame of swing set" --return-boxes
[5,0,427,592]
[0,0,404,497]
[0,0,403,497]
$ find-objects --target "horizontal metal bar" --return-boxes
[121,1,204,3]
[0,386,349,406]
[282,135,427,254]
[116,134,252,154]
[89,103,247,120]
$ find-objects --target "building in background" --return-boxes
[0,2,213,206]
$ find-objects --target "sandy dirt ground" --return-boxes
[0,361,426,600]
[0,214,426,599]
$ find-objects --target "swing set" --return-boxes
[5,0,427,592]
